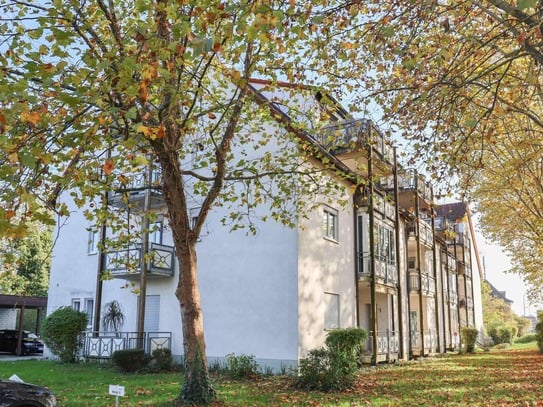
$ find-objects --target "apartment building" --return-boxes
[46,81,483,369]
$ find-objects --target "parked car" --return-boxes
[0,330,44,355]
[0,379,57,407]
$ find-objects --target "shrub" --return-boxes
[460,327,479,353]
[41,306,88,363]
[225,353,259,379]
[325,328,367,360]
[515,333,537,344]
[536,311,543,353]
[297,328,367,392]
[144,348,173,373]
[112,348,147,372]
[488,325,516,345]
[296,347,357,392]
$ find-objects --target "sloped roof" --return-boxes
[485,280,514,306]
[436,202,468,222]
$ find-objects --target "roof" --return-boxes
[485,280,514,305]
[436,202,468,222]
[0,294,47,309]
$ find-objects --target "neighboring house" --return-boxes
[47,81,483,369]
[485,279,514,309]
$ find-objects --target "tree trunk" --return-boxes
[154,146,215,405]
[176,243,214,405]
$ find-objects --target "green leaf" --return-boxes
[518,0,537,9]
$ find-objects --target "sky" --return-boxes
[473,224,534,317]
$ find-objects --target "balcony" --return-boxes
[434,216,456,241]
[397,171,432,202]
[408,270,436,296]
[315,118,394,164]
[407,218,433,248]
[108,167,164,209]
[449,290,458,304]
[358,253,398,287]
[105,243,175,280]
[362,330,399,363]
[411,329,437,356]
[83,331,171,359]
[454,231,471,249]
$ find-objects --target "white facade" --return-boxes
[47,84,484,368]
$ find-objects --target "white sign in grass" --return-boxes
[109,384,125,397]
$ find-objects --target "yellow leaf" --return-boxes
[102,158,115,176]
[20,110,41,125]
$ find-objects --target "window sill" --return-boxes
[323,236,339,245]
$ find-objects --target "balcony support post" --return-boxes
[415,171,425,355]
[392,147,404,359]
[137,163,153,349]
[368,140,378,365]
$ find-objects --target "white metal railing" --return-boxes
[407,219,434,247]
[410,330,437,354]
[408,270,435,296]
[83,331,172,359]
[106,243,175,278]
[366,330,400,355]
[359,253,398,286]
[316,119,394,163]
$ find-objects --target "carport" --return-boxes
[0,294,47,356]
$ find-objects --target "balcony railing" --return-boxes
[105,243,175,280]
[397,171,432,202]
[108,167,164,208]
[408,270,436,296]
[358,253,398,286]
[407,219,433,248]
[364,330,399,362]
[315,119,393,163]
[83,331,172,359]
[455,231,471,249]
[434,216,456,241]
[411,329,437,355]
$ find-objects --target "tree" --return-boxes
[102,300,125,334]
[0,224,52,296]
[0,1,368,404]
[481,281,531,341]
[341,1,543,301]
[41,306,88,363]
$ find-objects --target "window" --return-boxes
[323,208,338,241]
[84,298,94,329]
[324,293,340,330]
[87,229,99,255]
[374,221,396,265]
[149,222,163,244]
[190,207,200,230]
[72,299,81,311]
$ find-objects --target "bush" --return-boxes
[297,328,367,392]
[112,348,148,372]
[225,353,259,379]
[536,311,543,353]
[297,347,357,392]
[41,306,88,363]
[489,325,516,345]
[325,328,367,359]
[515,333,537,344]
[460,327,479,353]
[144,348,173,373]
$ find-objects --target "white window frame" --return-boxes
[324,292,340,330]
[323,207,338,242]
[72,298,81,312]
[84,298,94,329]
[87,229,99,255]
[149,221,163,244]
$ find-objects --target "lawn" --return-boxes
[1,343,541,406]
